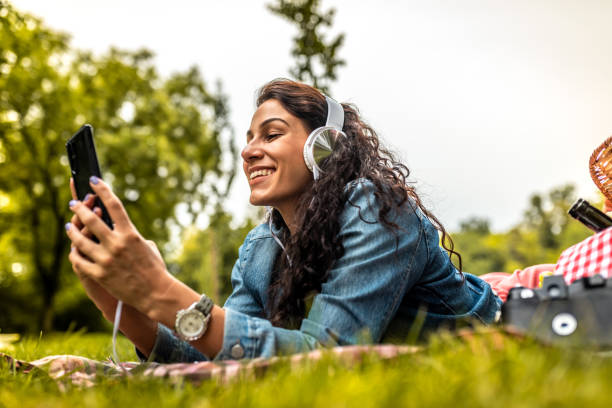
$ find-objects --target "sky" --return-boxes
[10,0,612,231]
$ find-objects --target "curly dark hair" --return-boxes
[258,79,462,329]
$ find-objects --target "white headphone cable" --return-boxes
[268,208,292,266]
[111,299,123,365]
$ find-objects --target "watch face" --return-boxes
[178,310,205,339]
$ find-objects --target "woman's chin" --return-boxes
[248,193,269,207]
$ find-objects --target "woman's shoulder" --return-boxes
[339,178,441,252]
[341,178,425,224]
[342,178,380,213]
[343,178,415,205]
[343,177,374,196]
[243,222,274,242]
[236,222,283,265]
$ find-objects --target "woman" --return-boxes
[66,79,501,362]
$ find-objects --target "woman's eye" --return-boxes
[266,133,281,141]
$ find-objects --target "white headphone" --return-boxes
[302,96,347,180]
[268,95,346,254]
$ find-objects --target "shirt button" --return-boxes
[230,343,245,359]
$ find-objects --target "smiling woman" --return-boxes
[243,99,314,233]
[66,79,501,362]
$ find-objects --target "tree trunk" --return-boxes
[40,293,55,333]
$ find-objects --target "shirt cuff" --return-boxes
[214,307,258,361]
[136,323,208,363]
[214,307,324,361]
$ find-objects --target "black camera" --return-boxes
[502,274,612,348]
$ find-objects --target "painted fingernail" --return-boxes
[69,200,78,208]
[84,193,91,201]
[90,176,99,185]
[65,223,71,231]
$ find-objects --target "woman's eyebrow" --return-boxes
[246,117,290,139]
[260,117,290,128]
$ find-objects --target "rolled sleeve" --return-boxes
[137,323,208,363]
[214,307,324,360]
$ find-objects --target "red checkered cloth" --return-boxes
[553,227,612,284]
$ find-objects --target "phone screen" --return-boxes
[66,124,113,231]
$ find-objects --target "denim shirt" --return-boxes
[143,180,502,363]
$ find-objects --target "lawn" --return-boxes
[1,329,611,408]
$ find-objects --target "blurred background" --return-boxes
[1,0,610,333]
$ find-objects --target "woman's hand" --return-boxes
[66,177,221,358]
[69,178,119,320]
[66,176,176,318]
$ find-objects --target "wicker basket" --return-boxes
[590,136,612,202]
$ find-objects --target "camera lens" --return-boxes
[547,285,562,298]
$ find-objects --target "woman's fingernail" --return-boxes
[90,176,99,185]
[69,200,78,208]
[65,223,71,231]
[84,193,91,201]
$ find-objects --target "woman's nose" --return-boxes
[241,141,263,162]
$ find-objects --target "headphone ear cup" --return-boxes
[303,127,346,180]
[303,127,320,174]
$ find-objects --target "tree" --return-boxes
[523,184,575,249]
[453,217,508,275]
[453,184,594,275]
[458,216,491,235]
[0,1,235,332]
[267,0,345,94]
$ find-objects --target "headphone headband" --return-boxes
[325,96,344,131]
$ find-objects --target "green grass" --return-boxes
[1,329,612,408]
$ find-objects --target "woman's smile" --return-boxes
[248,167,276,185]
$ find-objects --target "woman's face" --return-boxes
[242,99,313,214]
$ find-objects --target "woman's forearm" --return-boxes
[143,275,225,359]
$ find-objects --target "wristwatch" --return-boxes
[175,294,214,341]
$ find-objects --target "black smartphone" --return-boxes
[66,124,113,236]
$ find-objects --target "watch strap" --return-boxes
[194,293,213,316]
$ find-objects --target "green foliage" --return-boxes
[2,331,612,407]
[171,207,258,305]
[0,1,234,332]
[267,0,345,94]
[454,184,593,275]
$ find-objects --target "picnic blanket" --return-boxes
[0,344,419,390]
